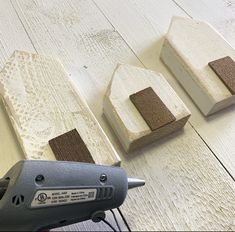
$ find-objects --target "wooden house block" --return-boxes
[0,51,120,166]
[103,64,191,152]
[160,17,235,116]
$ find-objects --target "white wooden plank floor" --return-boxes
[0,0,234,231]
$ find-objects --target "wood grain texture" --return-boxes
[8,0,235,230]
[175,0,235,48]
[0,0,35,177]
[104,64,190,152]
[0,50,120,166]
[49,129,94,163]
[209,56,235,94]
[161,16,235,116]
[12,0,143,119]
[120,125,235,231]
[130,87,176,131]
[95,0,235,179]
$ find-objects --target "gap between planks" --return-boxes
[171,0,192,18]
[10,0,38,53]
[92,0,146,67]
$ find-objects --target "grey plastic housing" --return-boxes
[0,160,128,231]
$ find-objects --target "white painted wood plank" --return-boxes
[94,0,235,178]
[11,0,142,118]
[175,0,235,48]
[0,0,35,177]
[94,0,187,69]
[10,0,235,230]
[121,126,235,231]
[0,50,120,166]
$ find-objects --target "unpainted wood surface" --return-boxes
[0,0,234,231]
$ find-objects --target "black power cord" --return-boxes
[110,209,121,231]
[101,218,117,232]
[96,208,131,232]
[117,208,131,232]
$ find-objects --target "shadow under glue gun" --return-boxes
[0,160,145,231]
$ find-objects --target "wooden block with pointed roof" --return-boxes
[160,17,235,116]
[103,64,191,152]
[0,50,121,166]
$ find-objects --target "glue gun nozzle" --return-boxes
[127,178,145,189]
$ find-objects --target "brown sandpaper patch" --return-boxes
[49,129,94,163]
[129,87,176,131]
[208,56,235,94]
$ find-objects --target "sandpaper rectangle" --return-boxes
[208,56,235,94]
[49,129,94,163]
[129,87,176,131]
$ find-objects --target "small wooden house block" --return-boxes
[161,17,235,116]
[103,64,191,152]
[0,51,121,166]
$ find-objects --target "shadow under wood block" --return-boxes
[160,16,235,116]
[103,64,191,152]
[0,50,120,166]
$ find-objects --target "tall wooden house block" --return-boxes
[161,17,235,116]
[0,51,121,166]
